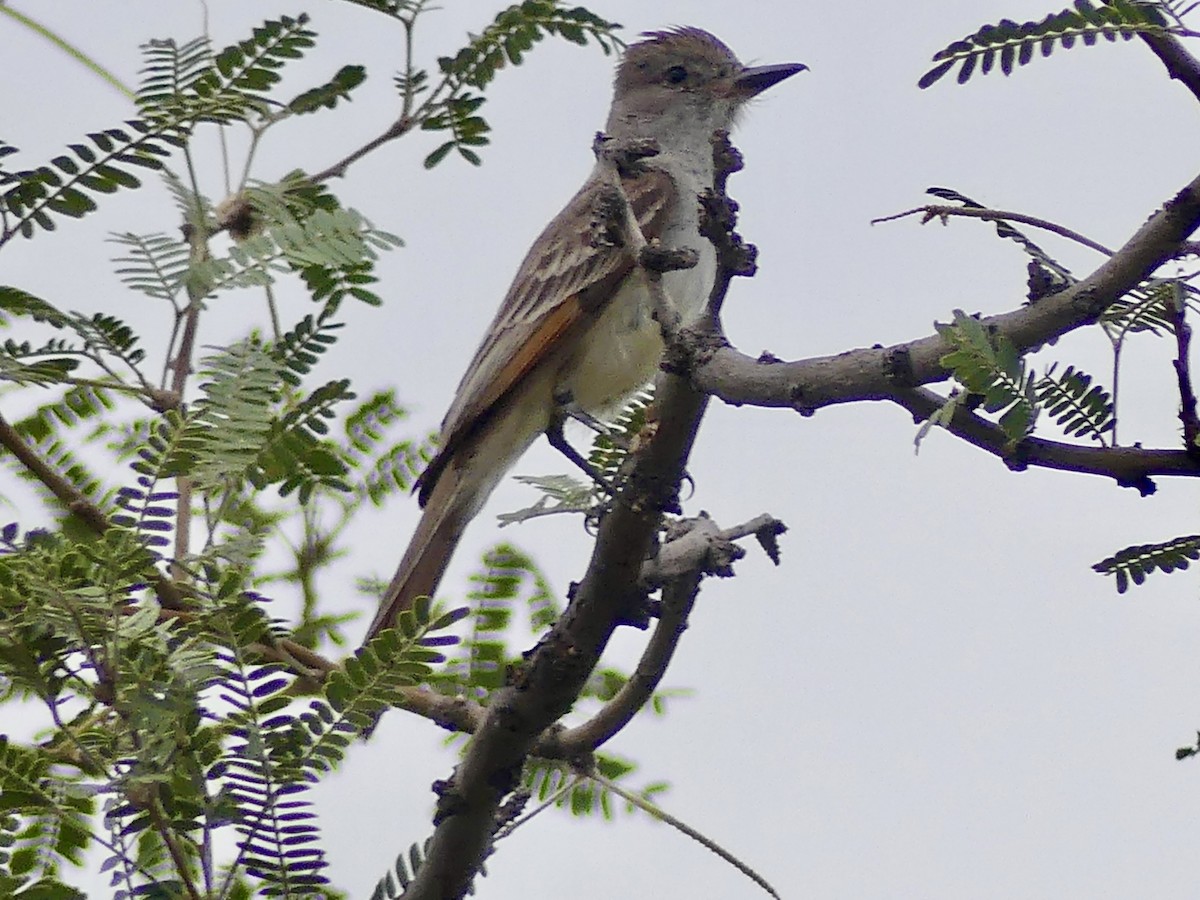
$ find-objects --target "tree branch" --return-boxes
[890,386,1200,495]
[548,513,777,758]
[688,168,1200,416]
[0,412,112,537]
[1139,29,1200,104]
[277,514,779,756]
[0,411,196,610]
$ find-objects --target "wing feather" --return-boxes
[416,166,675,503]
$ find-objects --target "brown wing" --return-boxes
[416,166,676,505]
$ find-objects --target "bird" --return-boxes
[364,27,804,642]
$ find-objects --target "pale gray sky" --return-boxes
[4,1,1200,898]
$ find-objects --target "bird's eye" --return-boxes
[665,65,688,85]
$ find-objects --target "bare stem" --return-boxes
[1171,291,1200,454]
[308,115,414,184]
[872,204,1114,256]
[148,800,203,900]
[584,766,781,900]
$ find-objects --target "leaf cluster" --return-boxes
[1093,535,1200,592]
[0,124,184,244]
[920,0,1175,88]
[937,310,1039,444]
[418,1,621,168]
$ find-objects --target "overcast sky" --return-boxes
[5,1,1200,898]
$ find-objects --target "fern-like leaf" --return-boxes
[316,599,467,750]
[523,755,667,821]
[937,310,1038,443]
[422,1,620,167]
[0,121,186,244]
[256,379,355,503]
[342,390,438,503]
[370,840,431,900]
[109,478,177,551]
[0,738,94,874]
[287,64,367,114]
[209,597,464,896]
[136,16,322,130]
[442,545,558,695]
[1093,535,1200,592]
[0,287,154,391]
[0,425,112,526]
[1101,276,1185,337]
[913,389,969,452]
[495,390,651,524]
[138,336,356,502]
[273,312,344,386]
[109,232,190,303]
[439,2,621,88]
[358,437,435,503]
[13,385,111,444]
[211,654,330,895]
[194,206,400,297]
[161,168,214,227]
[587,388,653,481]
[346,0,430,16]
[211,15,317,95]
[1035,364,1115,443]
[160,340,283,488]
[497,474,595,524]
[136,36,224,117]
[920,0,1172,88]
[0,286,68,327]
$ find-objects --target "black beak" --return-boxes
[735,62,808,96]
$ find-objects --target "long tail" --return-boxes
[363,464,470,643]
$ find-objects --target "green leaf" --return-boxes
[1094,535,1200,593]
[1035,364,1114,444]
[288,65,367,114]
[919,4,1174,88]
[937,310,1037,444]
[423,142,454,169]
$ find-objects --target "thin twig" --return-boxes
[308,115,414,183]
[0,3,135,99]
[891,386,1200,495]
[872,204,1114,256]
[585,767,781,900]
[169,179,212,577]
[1110,337,1123,446]
[1170,290,1200,455]
[46,698,104,774]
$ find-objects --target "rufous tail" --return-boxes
[363,466,468,643]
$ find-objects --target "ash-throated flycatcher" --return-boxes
[365,28,804,641]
